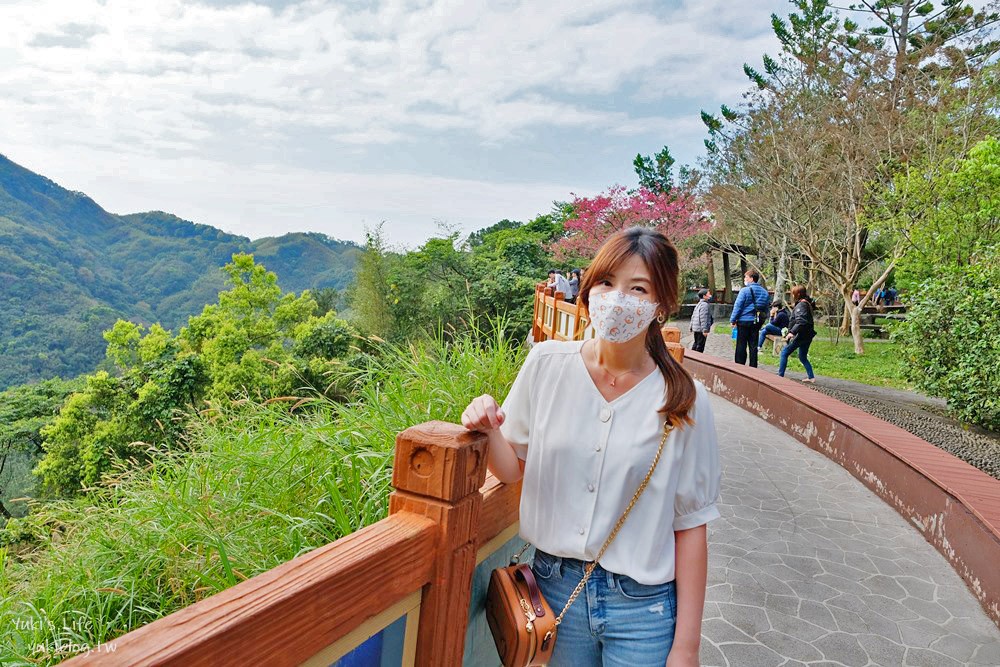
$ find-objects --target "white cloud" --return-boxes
[1,0,782,151]
[0,0,786,242]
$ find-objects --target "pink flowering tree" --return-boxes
[549,185,709,264]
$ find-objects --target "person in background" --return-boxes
[690,289,713,353]
[547,269,572,301]
[567,269,581,304]
[851,288,860,306]
[757,301,790,352]
[778,285,817,383]
[886,286,898,305]
[729,270,772,367]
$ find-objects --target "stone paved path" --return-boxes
[703,394,1000,666]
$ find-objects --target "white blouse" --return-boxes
[499,339,721,585]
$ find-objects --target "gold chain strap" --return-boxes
[553,421,673,625]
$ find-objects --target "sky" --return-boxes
[0,0,791,249]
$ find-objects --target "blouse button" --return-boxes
[578,528,585,535]
[587,483,595,492]
[599,407,611,422]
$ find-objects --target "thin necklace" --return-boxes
[589,343,648,387]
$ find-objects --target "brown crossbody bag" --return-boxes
[484,421,673,667]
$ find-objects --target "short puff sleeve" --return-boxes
[498,343,544,461]
[673,383,722,531]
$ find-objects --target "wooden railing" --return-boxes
[531,282,686,363]
[531,283,588,342]
[60,298,689,666]
[62,421,524,667]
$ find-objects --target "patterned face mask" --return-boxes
[589,290,659,343]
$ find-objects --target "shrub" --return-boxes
[895,260,999,431]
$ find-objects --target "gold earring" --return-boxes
[656,313,666,324]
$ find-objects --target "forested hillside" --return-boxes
[0,155,360,389]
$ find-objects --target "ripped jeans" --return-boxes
[530,549,677,666]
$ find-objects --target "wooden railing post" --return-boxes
[531,284,544,342]
[661,325,685,364]
[389,421,489,666]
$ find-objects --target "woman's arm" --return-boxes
[486,428,525,483]
[667,524,708,666]
[461,395,525,484]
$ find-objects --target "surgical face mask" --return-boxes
[588,290,659,343]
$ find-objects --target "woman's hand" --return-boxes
[461,394,505,433]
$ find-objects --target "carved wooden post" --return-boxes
[571,297,584,340]
[389,421,488,666]
[661,326,685,364]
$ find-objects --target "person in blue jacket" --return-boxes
[729,270,772,368]
[757,302,790,352]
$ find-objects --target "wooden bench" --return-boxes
[763,333,785,355]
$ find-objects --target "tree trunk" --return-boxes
[844,260,897,355]
[774,236,788,304]
[849,299,865,355]
[722,252,732,303]
[706,252,716,294]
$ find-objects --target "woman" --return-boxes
[778,285,817,382]
[461,227,721,666]
[567,268,581,304]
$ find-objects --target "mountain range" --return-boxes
[0,154,361,389]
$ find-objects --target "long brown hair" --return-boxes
[579,227,697,427]
[791,285,811,309]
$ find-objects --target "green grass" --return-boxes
[0,319,525,666]
[712,324,911,390]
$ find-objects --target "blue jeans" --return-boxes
[757,323,782,349]
[531,550,677,666]
[778,334,815,378]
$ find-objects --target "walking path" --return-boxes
[675,320,1000,480]
[704,394,1000,666]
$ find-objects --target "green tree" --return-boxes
[883,137,1000,429]
[0,378,81,517]
[633,146,676,194]
[33,254,361,497]
[703,0,999,353]
[875,137,1000,289]
[895,261,999,430]
[182,254,318,400]
[347,224,395,339]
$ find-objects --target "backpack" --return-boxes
[751,288,768,327]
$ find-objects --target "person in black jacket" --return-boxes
[778,285,816,382]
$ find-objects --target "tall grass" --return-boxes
[0,318,525,665]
